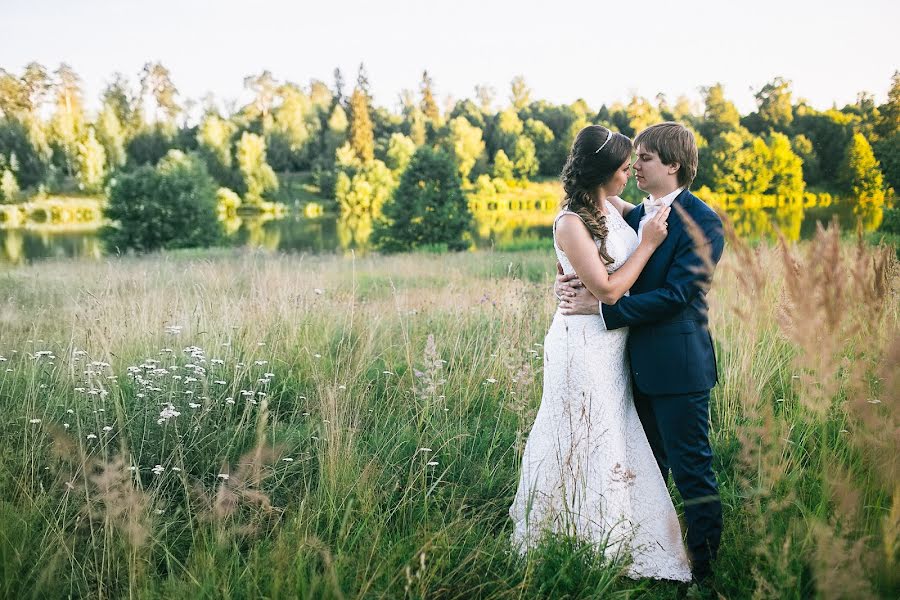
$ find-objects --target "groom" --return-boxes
[555,122,724,582]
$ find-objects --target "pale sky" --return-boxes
[2,0,898,120]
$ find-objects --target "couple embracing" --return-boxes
[509,122,725,585]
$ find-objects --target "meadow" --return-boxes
[0,223,897,599]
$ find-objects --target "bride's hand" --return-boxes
[641,206,671,249]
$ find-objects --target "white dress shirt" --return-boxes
[637,187,683,242]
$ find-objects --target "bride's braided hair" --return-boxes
[560,125,632,265]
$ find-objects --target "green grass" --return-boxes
[0,240,896,599]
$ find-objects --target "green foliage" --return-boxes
[126,125,174,167]
[492,149,515,182]
[753,76,794,132]
[874,70,899,139]
[102,150,221,252]
[624,94,662,136]
[140,62,180,124]
[524,118,555,176]
[701,83,741,139]
[236,131,278,203]
[419,70,441,126]
[839,132,887,230]
[95,104,126,169]
[512,136,539,180]
[509,75,531,111]
[766,132,805,196]
[0,168,19,202]
[0,117,48,188]
[335,159,395,248]
[872,132,900,192]
[446,116,485,182]
[699,128,770,193]
[879,206,900,234]
[75,127,106,193]
[374,147,472,252]
[385,133,416,175]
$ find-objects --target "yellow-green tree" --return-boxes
[385,133,416,175]
[420,71,441,125]
[754,77,793,132]
[446,116,485,182]
[95,104,126,169]
[0,169,19,203]
[512,136,539,180]
[510,76,531,111]
[701,83,741,139]
[49,63,85,176]
[493,149,514,182]
[236,131,278,203]
[348,87,374,162]
[766,132,805,197]
[840,132,887,230]
[76,127,106,193]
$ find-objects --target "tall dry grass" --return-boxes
[0,227,896,598]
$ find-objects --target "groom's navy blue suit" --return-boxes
[601,188,724,577]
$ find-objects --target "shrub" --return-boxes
[102,150,222,252]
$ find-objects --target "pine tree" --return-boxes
[348,87,374,162]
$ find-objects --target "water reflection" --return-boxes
[0,203,843,265]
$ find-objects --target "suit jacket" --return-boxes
[601,188,725,395]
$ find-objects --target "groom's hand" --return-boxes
[559,283,600,315]
[555,270,600,315]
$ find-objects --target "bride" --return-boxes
[509,125,692,582]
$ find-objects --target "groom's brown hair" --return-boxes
[634,122,698,189]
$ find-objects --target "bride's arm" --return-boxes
[607,195,636,217]
[555,208,669,305]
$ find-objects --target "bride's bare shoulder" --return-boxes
[607,196,635,216]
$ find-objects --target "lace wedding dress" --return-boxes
[509,203,692,582]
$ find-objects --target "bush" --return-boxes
[373,147,473,253]
[102,151,222,253]
[878,206,900,234]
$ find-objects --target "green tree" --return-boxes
[95,104,127,169]
[140,62,180,125]
[700,83,741,140]
[524,118,555,176]
[102,150,221,252]
[76,128,106,193]
[625,95,662,136]
[374,147,472,252]
[49,63,85,177]
[385,133,416,175]
[839,132,887,230]
[873,133,900,192]
[348,87,375,162]
[323,104,349,164]
[197,112,237,186]
[236,131,278,203]
[420,71,441,125]
[0,118,48,188]
[446,116,485,182]
[512,136,539,180]
[875,71,899,139]
[0,69,30,117]
[790,134,820,187]
[753,77,793,132]
[101,73,139,133]
[243,70,278,123]
[474,84,495,114]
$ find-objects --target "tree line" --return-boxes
[0,62,896,250]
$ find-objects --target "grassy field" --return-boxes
[0,226,897,599]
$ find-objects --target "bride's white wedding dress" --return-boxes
[509,203,692,582]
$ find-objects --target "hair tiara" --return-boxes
[594,129,614,154]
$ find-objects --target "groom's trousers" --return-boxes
[633,387,722,575]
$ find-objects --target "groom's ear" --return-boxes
[667,162,681,176]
